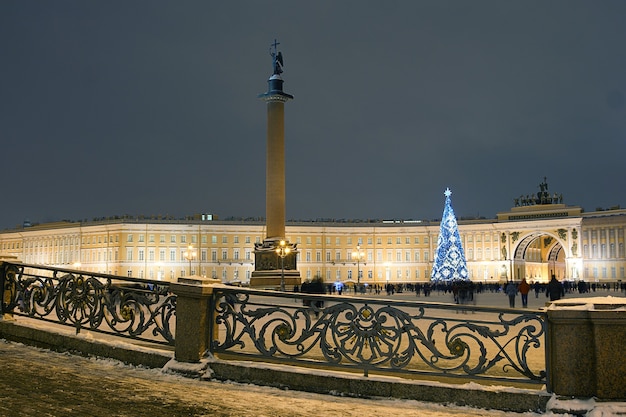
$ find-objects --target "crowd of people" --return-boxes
[293,276,626,310]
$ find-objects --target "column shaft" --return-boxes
[266,100,286,240]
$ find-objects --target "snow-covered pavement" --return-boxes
[0,339,545,417]
[344,285,626,309]
[1,287,624,416]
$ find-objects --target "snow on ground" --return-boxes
[2,287,625,416]
[0,338,547,417]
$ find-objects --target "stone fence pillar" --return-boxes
[169,276,222,363]
[546,297,626,400]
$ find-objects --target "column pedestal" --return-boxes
[250,238,300,290]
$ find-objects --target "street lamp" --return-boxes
[352,245,365,285]
[275,240,290,292]
[184,245,197,276]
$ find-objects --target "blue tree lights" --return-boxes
[431,188,469,282]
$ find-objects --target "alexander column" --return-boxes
[250,40,301,290]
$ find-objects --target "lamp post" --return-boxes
[352,245,365,285]
[275,240,290,291]
[184,245,197,277]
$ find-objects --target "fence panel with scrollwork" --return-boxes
[210,287,546,384]
[0,262,175,345]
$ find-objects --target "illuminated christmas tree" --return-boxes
[431,188,469,282]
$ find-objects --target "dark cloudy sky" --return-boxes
[2,1,625,229]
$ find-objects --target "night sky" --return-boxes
[2,1,625,230]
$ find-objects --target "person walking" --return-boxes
[518,278,531,308]
[505,281,518,308]
[546,275,565,302]
[309,276,326,318]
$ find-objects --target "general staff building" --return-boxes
[1,202,624,286]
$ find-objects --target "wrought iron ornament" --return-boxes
[211,288,546,383]
[1,262,175,345]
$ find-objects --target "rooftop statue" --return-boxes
[270,39,284,75]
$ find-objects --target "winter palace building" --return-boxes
[1,198,625,287]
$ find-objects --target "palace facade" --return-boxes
[1,203,625,286]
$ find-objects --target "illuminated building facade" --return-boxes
[1,203,625,285]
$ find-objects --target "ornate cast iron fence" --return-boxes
[0,262,175,345]
[1,261,548,385]
[210,287,547,385]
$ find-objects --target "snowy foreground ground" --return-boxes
[1,287,625,416]
[2,339,625,417]
[0,339,543,417]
